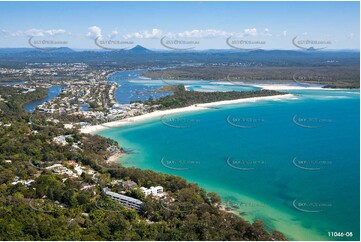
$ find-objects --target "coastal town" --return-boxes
[0,1,360,241]
[0,64,192,218]
[1,62,162,126]
[1,61,267,218]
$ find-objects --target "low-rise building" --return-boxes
[52,135,77,146]
[140,186,164,197]
[45,164,77,177]
[102,187,143,212]
[11,176,34,187]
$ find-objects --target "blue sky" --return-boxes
[0,1,359,50]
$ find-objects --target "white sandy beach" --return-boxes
[252,83,345,91]
[80,93,295,134]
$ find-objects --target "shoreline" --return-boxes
[80,93,295,134]
[252,83,351,91]
[84,73,356,241]
[106,151,124,163]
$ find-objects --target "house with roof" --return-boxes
[140,186,164,197]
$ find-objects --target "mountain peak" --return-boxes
[128,45,151,53]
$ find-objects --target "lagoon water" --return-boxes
[99,72,360,241]
[0,81,25,86]
[108,69,259,104]
[108,70,173,104]
[24,85,63,112]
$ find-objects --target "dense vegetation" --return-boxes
[143,85,285,109]
[0,86,287,240]
[0,86,48,120]
[143,66,360,89]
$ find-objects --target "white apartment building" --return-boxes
[140,186,164,196]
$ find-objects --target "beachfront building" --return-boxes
[140,186,164,197]
[102,187,143,212]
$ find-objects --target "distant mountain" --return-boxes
[0,47,358,68]
[128,45,151,53]
[49,47,75,53]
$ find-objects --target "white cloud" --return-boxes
[262,28,272,36]
[124,28,163,39]
[9,30,24,37]
[177,29,229,38]
[0,28,66,37]
[124,28,230,39]
[302,32,308,36]
[282,30,287,37]
[123,28,275,39]
[1,29,23,37]
[86,26,102,39]
[243,28,258,36]
[230,28,272,38]
[348,33,355,39]
[24,29,44,37]
[24,28,65,37]
[44,29,66,36]
[108,30,118,39]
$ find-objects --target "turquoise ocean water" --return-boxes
[98,73,360,241]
